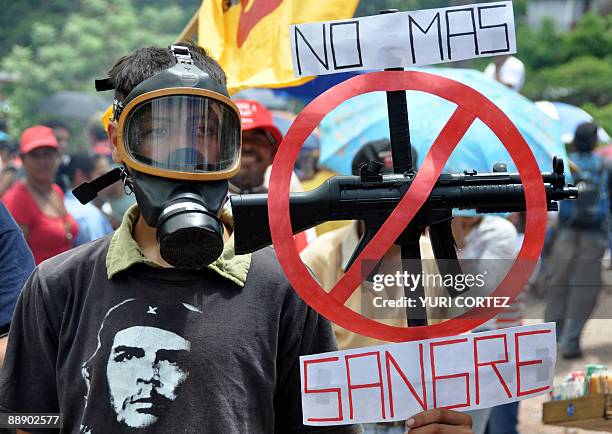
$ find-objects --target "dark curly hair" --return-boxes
[108,42,227,102]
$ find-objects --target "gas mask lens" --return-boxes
[124,95,240,175]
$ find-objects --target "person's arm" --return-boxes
[600,163,610,223]
[0,335,7,366]
[2,185,34,240]
[17,223,28,238]
[0,168,16,197]
[405,409,473,433]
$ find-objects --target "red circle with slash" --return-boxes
[267,71,548,342]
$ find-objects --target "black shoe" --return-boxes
[561,348,583,359]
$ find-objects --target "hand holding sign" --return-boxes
[405,409,474,433]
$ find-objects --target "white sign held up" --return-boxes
[290,1,516,77]
[300,323,556,426]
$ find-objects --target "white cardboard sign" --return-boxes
[300,323,555,426]
[290,1,516,77]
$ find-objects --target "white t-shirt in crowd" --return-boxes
[484,56,526,92]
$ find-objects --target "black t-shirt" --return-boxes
[0,236,360,434]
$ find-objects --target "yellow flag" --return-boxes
[197,0,359,94]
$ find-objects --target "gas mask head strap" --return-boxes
[170,44,194,65]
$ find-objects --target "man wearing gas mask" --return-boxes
[0,43,473,434]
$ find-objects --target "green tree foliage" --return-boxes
[583,103,612,142]
[355,0,449,16]
[2,0,190,133]
[0,0,79,58]
[518,12,611,68]
[0,0,199,58]
[524,56,612,106]
[520,12,612,110]
[517,19,566,70]
[355,0,528,18]
[564,12,612,60]
[133,0,199,10]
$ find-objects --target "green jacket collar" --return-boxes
[106,204,251,287]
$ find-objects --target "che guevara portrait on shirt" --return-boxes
[79,298,203,433]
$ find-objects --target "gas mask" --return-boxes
[75,45,242,269]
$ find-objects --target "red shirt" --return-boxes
[2,181,78,264]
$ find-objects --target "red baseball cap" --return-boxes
[93,140,112,157]
[234,100,283,147]
[19,125,59,154]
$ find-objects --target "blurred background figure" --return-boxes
[0,201,34,365]
[0,131,19,196]
[229,99,284,194]
[299,139,336,193]
[1,125,78,264]
[481,211,531,434]
[43,119,73,192]
[298,139,343,237]
[270,110,322,184]
[43,119,71,153]
[0,131,15,172]
[544,121,609,359]
[64,152,113,246]
[483,55,526,92]
[294,138,320,182]
[91,157,135,230]
[89,121,112,157]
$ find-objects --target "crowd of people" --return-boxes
[0,43,608,434]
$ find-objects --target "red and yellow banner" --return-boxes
[197,0,359,94]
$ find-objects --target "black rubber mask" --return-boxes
[132,170,228,269]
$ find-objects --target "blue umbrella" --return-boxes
[273,111,321,180]
[319,68,567,176]
[272,111,319,151]
[272,71,363,103]
[233,88,296,111]
[536,101,611,145]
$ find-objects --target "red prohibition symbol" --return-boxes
[267,71,548,342]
